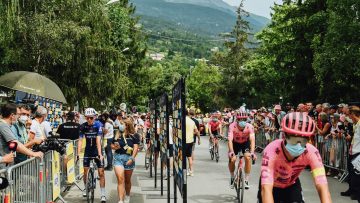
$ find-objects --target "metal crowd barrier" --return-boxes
[0,139,84,203]
[315,134,349,182]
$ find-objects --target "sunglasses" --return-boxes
[86,117,95,120]
[286,135,309,147]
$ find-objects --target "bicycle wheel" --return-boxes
[215,146,219,162]
[145,152,150,170]
[210,147,214,160]
[236,169,244,203]
[86,169,95,203]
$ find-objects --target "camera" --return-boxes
[33,137,67,155]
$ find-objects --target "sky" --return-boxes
[223,0,283,18]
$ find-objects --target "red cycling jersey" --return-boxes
[208,120,221,133]
[261,139,327,188]
[228,122,255,144]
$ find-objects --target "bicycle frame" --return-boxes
[233,153,245,203]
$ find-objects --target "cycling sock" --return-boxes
[100,187,106,196]
[231,173,234,178]
[245,173,250,181]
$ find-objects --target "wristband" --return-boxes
[228,151,235,158]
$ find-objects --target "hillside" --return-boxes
[131,0,270,37]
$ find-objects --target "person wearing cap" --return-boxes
[341,105,360,201]
[274,105,285,139]
[57,111,80,140]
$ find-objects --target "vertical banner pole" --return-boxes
[181,78,187,203]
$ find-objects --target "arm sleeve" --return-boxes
[261,150,274,185]
[309,147,328,185]
[228,123,234,141]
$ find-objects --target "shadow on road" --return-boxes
[189,194,237,203]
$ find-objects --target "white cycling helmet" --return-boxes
[84,108,97,117]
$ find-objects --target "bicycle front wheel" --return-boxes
[236,169,244,203]
[210,147,214,160]
[86,169,95,203]
[215,146,219,162]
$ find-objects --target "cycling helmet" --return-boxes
[281,112,315,137]
[84,108,97,117]
[236,111,248,119]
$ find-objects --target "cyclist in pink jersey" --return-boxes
[228,111,257,189]
[258,112,332,203]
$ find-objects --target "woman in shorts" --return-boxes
[111,119,140,203]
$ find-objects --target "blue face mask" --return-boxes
[238,121,246,128]
[213,118,218,122]
[285,143,306,157]
[119,124,125,132]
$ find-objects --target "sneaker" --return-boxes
[100,196,106,202]
[230,177,234,189]
[124,195,130,203]
[244,181,250,190]
[82,191,87,197]
[118,201,124,203]
[190,171,194,177]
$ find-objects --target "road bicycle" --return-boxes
[232,152,245,203]
[209,137,220,162]
[79,157,100,203]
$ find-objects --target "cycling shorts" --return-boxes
[257,178,304,203]
[83,156,104,168]
[233,141,250,155]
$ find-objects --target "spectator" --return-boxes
[316,112,331,161]
[103,112,114,171]
[185,109,199,176]
[189,109,201,161]
[329,105,338,115]
[111,118,139,203]
[11,105,42,164]
[57,111,80,140]
[29,106,48,140]
[41,119,52,137]
[0,103,43,169]
[341,105,360,201]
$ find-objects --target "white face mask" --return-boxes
[18,115,28,125]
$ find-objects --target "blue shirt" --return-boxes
[79,121,103,155]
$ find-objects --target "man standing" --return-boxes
[185,110,199,176]
[0,104,43,169]
[11,105,42,164]
[57,111,80,140]
[29,106,48,140]
[341,105,360,201]
[189,109,200,161]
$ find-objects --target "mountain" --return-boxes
[131,0,270,37]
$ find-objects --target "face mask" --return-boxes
[119,124,125,132]
[212,118,218,122]
[285,143,306,157]
[238,121,246,128]
[18,115,28,125]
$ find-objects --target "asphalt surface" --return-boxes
[64,137,356,203]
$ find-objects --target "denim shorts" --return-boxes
[114,153,135,170]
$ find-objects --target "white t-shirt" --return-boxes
[30,119,46,139]
[169,123,174,145]
[41,121,52,137]
[104,120,114,139]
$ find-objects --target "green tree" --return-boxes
[187,61,223,112]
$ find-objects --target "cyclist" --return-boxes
[208,113,223,153]
[258,112,332,203]
[228,111,256,189]
[77,108,107,202]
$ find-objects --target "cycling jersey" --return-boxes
[261,139,327,189]
[228,122,255,144]
[208,120,221,135]
[79,121,103,156]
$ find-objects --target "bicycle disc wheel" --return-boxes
[145,153,150,170]
[215,147,219,162]
[210,148,214,160]
[239,169,244,203]
[86,170,91,203]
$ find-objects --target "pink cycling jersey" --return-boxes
[261,139,327,188]
[228,122,255,144]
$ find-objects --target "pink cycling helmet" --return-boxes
[236,111,248,119]
[281,112,315,137]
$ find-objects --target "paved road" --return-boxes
[64,137,356,203]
